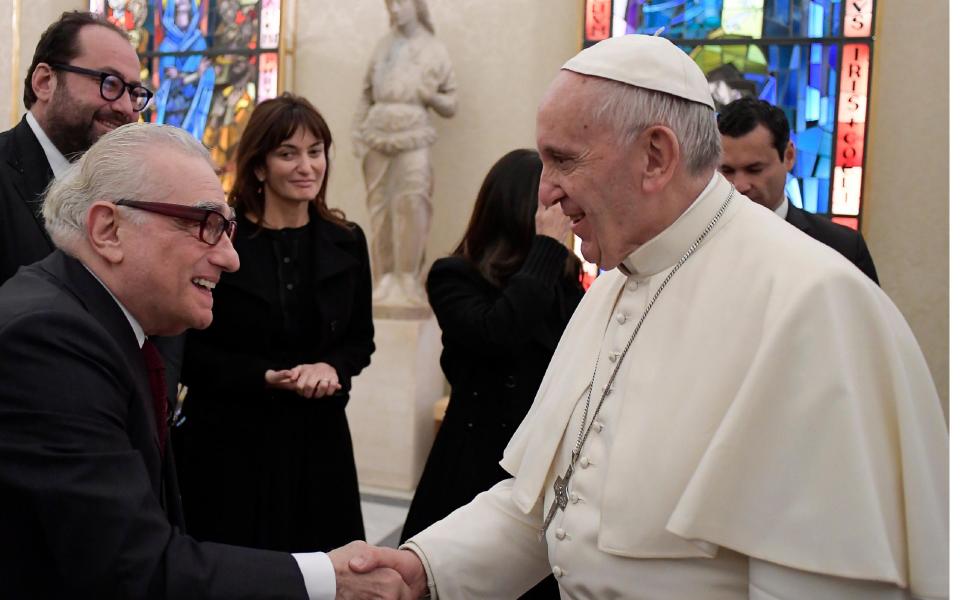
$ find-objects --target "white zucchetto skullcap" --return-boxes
[562,34,715,110]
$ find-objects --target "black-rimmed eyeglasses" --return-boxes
[116,200,237,246]
[50,63,154,112]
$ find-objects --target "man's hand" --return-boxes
[329,541,419,599]
[348,544,428,598]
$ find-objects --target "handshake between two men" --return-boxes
[332,541,429,600]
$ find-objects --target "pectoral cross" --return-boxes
[540,460,573,540]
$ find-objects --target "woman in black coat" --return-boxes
[173,93,374,553]
[401,149,583,598]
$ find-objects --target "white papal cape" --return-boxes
[406,175,947,599]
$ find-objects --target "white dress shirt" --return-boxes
[25,110,71,179]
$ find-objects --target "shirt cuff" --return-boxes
[399,541,437,599]
[292,552,336,600]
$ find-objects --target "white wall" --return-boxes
[0,0,12,126]
[2,0,81,127]
[863,0,949,412]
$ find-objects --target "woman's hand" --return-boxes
[265,369,297,391]
[288,362,342,399]
[535,202,572,242]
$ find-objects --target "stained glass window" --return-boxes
[588,0,875,229]
[90,0,282,190]
[577,0,875,286]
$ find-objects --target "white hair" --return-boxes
[591,78,721,175]
[42,123,215,252]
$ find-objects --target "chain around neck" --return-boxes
[571,185,735,462]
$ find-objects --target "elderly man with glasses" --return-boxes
[0,122,417,599]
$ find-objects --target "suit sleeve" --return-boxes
[853,233,880,285]
[427,236,572,348]
[0,310,309,599]
[316,225,375,385]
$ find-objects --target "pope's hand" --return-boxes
[348,545,428,598]
[329,541,419,600]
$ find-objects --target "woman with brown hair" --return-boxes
[174,92,373,552]
[400,148,583,598]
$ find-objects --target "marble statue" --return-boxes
[353,0,457,308]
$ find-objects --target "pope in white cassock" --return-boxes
[349,34,948,600]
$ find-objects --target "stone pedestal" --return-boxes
[347,315,444,492]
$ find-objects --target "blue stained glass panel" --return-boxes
[805,87,820,122]
[807,2,824,37]
[802,178,820,212]
[691,41,838,212]
[91,0,282,190]
[622,0,841,39]
[591,0,874,225]
[786,176,803,208]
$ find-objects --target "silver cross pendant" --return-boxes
[539,463,572,540]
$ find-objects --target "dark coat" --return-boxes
[402,236,583,541]
[175,212,375,552]
[0,117,55,285]
[0,251,308,599]
[786,203,880,284]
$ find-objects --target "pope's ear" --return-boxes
[638,125,680,194]
[86,201,125,264]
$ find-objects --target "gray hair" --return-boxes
[43,122,215,251]
[591,78,721,175]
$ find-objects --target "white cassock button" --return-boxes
[627,280,640,291]
[593,421,604,433]
[608,350,619,362]
[569,493,581,504]
[615,312,626,324]
[552,566,565,578]
[579,456,591,468]
[555,528,567,540]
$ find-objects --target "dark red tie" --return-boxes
[141,340,168,455]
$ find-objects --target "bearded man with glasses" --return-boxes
[0,11,150,286]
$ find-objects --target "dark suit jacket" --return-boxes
[0,116,55,285]
[786,203,880,284]
[0,251,309,599]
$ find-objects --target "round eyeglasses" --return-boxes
[50,63,154,112]
[115,200,237,246]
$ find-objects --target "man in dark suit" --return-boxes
[0,122,414,599]
[717,98,879,284]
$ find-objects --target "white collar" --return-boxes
[618,172,730,278]
[773,196,789,220]
[25,110,72,179]
[82,264,146,348]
